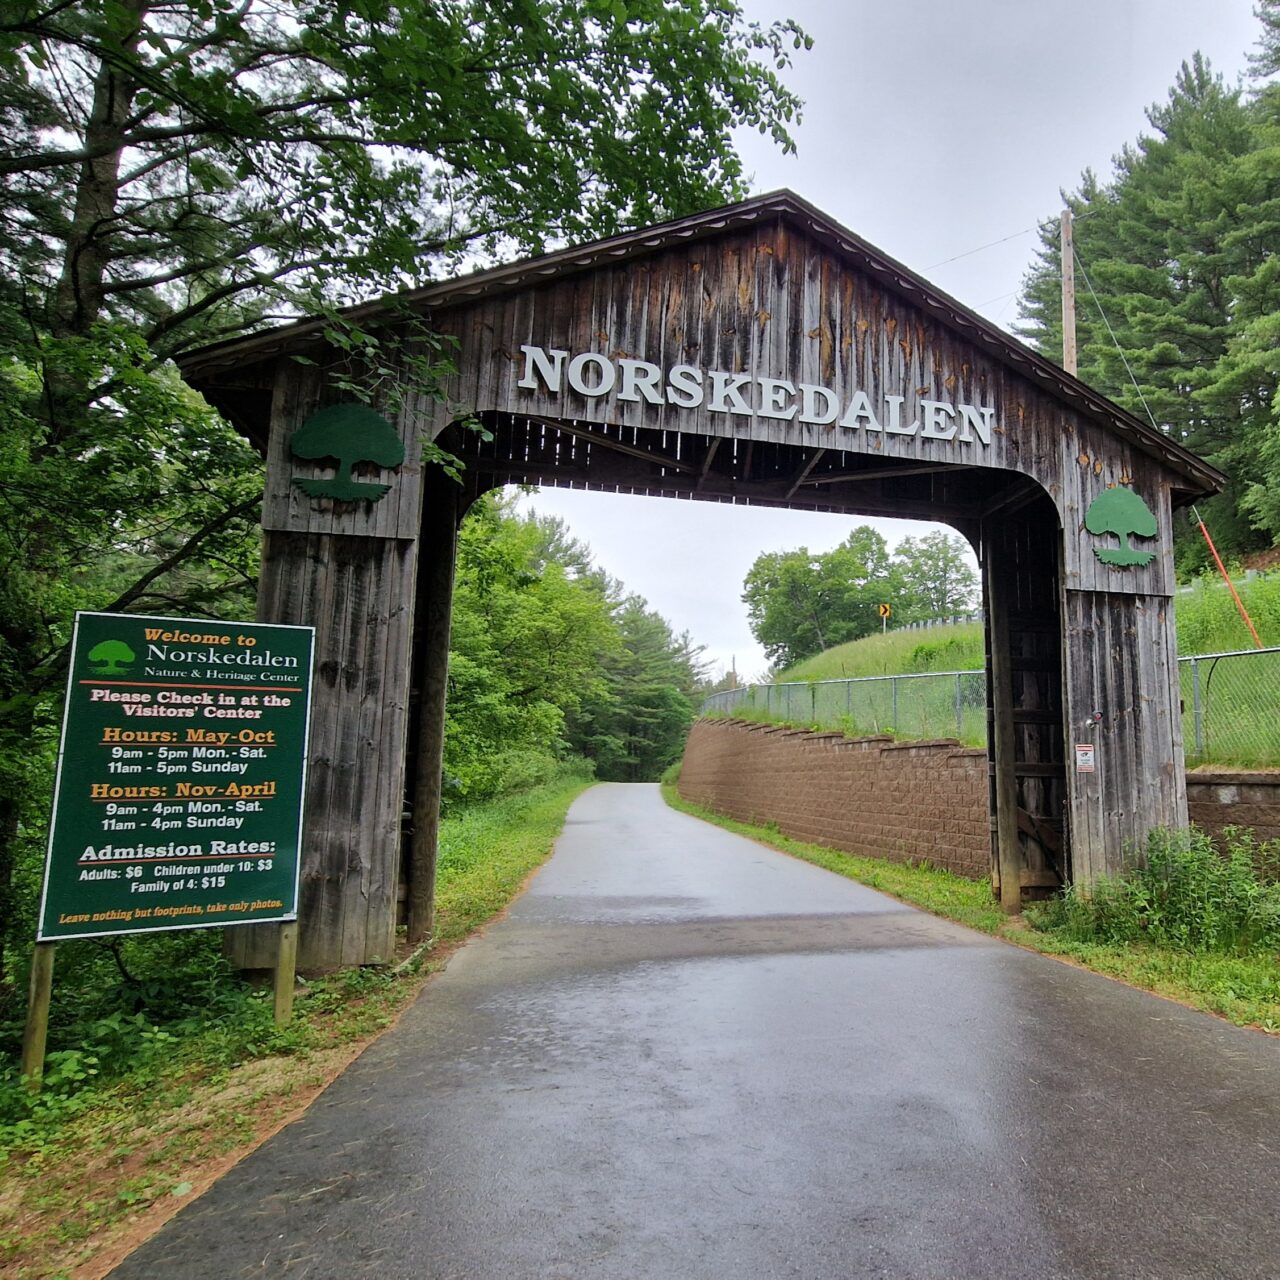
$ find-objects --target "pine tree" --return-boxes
[1017,54,1276,571]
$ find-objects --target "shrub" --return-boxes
[1028,826,1280,953]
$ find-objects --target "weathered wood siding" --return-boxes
[1063,590,1188,882]
[262,362,428,540]
[983,497,1068,898]
[234,363,426,971]
[430,217,1175,597]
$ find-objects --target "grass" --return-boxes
[662,784,1280,1035]
[1174,571,1280,654]
[1179,648,1280,768]
[777,621,986,682]
[772,570,1280,687]
[762,570,1280,695]
[0,771,594,1280]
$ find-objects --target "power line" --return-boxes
[926,209,1096,273]
[925,226,1037,271]
[1072,247,1161,432]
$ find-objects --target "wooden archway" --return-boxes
[181,192,1222,970]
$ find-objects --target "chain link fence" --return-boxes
[1180,647,1280,768]
[702,670,989,746]
[704,647,1280,767]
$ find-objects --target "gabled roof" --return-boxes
[178,189,1223,496]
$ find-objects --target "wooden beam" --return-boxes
[987,554,1023,914]
[981,479,1042,520]
[1018,808,1065,858]
[1009,657,1061,673]
[407,469,462,945]
[521,414,696,474]
[450,455,987,522]
[1019,868,1065,889]
[984,762,1069,778]
[21,943,55,1090]
[273,921,298,1024]
[784,448,826,500]
[697,437,721,490]
[802,462,976,487]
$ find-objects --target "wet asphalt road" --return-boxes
[112,783,1280,1279]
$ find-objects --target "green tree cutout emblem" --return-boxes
[290,404,405,503]
[87,640,136,675]
[1085,487,1159,567]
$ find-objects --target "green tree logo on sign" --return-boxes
[1085,487,1158,567]
[86,640,136,675]
[290,404,405,503]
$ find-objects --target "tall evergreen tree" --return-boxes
[1017,54,1276,571]
[568,598,705,782]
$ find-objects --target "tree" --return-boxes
[444,497,703,793]
[445,495,619,802]
[2,1,809,359]
[1016,51,1278,572]
[892,531,978,621]
[1250,0,1280,77]
[742,526,983,670]
[742,526,894,669]
[567,597,706,781]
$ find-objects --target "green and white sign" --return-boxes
[37,613,315,941]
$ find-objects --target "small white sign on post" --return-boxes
[1074,742,1097,774]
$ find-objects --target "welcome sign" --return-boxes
[37,612,314,941]
[516,343,997,446]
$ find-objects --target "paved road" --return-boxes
[113,784,1280,1279]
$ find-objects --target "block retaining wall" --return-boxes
[1186,772,1280,845]
[677,718,991,879]
[678,720,1280,880]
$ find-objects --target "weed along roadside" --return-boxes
[661,780,1280,1034]
[0,773,594,1280]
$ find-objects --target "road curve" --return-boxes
[112,783,1280,1279]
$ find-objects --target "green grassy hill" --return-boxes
[777,622,984,682]
[774,573,1280,684]
[1174,575,1280,654]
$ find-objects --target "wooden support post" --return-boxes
[21,943,56,1090]
[274,921,299,1025]
[1060,209,1077,377]
[406,471,461,945]
[988,566,1023,914]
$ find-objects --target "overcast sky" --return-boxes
[514,0,1262,680]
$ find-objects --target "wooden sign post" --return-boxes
[22,612,315,1088]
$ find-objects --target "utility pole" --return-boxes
[1060,208,1077,376]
